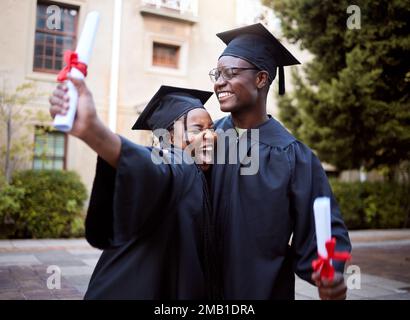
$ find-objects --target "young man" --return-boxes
[208,23,352,300]
[49,81,220,299]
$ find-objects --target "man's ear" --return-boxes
[256,71,269,89]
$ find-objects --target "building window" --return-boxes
[152,42,180,69]
[33,128,66,170]
[33,1,79,73]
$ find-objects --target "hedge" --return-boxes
[0,170,87,239]
[330,179,410,229]
[1,170,408,237]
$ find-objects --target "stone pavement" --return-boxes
[0,230,409,300]
[0,239,100,300]
[295,230,410,300]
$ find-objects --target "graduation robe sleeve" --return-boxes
[286,141,352,283]
[85,135,177,249]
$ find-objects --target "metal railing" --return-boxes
[141,0,198,17]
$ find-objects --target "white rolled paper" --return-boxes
[313,197,332,258]
[53,11,100,132]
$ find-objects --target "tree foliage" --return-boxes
[0,79,50,183]
[263,0,410,173]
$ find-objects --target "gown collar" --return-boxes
[215,115,296,148]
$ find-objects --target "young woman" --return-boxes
[49,79,220,299]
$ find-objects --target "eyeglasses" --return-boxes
[208,67,259,83]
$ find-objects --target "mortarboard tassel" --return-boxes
[278,66,285,95]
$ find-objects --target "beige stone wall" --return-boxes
[0,0,109,190]
[0,0,239,194]
[0,0,313,194]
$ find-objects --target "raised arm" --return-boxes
[49,76,121,168]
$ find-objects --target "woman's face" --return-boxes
[172,108,216,171]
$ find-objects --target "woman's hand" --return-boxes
[49,76,98,140]
[48,77,121,168]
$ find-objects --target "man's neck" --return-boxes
[231,109,269,129]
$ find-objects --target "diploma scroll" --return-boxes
[312,197,351,280]
[313,197,332,259]
[53,11,100,132]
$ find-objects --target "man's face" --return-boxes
[214,56,259,113]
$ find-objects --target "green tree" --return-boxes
[263,0,410,176]
[0,78,50,183]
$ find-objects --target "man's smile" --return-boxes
[217,91,234,101]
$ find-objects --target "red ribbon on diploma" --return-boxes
[312,237,351,281]
[57,50,88,82]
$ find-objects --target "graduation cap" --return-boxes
[132,85,213,131]
[216,23,300,95]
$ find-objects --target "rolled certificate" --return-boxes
[313,197,332,258]
[312,196,351,280]
[53,11,100,132]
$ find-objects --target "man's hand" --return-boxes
[312,271,347,300]
[49,76,98,140]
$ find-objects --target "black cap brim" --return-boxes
[132,85,213,130]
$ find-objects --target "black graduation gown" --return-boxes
[210,115,352,300]
[83,136,213,299]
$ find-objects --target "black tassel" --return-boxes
[278,66,285,95]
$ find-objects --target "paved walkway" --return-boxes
[1,230,410,300]
[295,230,410,300]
